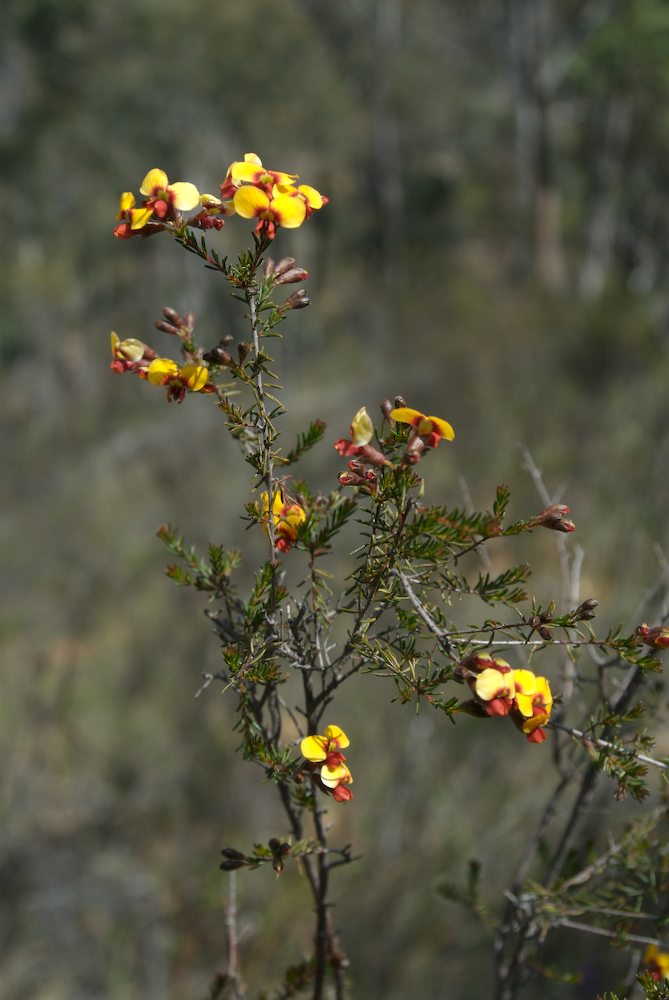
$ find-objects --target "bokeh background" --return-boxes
[3,0,669,996]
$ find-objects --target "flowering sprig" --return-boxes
[109,149,669,1000]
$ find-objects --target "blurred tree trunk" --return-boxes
[370,0,404,341]
[579,97,632,301]
[508,0,567,292]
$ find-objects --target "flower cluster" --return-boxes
[335,402,455,490]
[220,152,327,240]
[301,725,353,802]
[114,155,327,242]
[114,169,202,239]
[260,488,306,553]
[110,309,216,403]
[458,653,554,743]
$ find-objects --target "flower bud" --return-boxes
[636,624,669,648]
[274,256,296,278]
[282,290,310,311]
[220,858,246,871]
[263,257,276,278]
[394,395,407,408]
[220,847,247,871]
[538,626,552,641]
[380,399,394,421]
[203,341,233,366]
[238,342,250,364]
[531,504,575,532]
[274,267,309,285]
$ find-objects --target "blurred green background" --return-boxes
[3,0,669,996]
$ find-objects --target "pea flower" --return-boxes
[643,944,669,982]
[301,724,353,802]
[114,169,201,237]
[334,407,389,468]
[472,659,516,717]
[390,405,455,463]
[110,331,156,374]
[260,488,306,552]
[511,671,553,743]
[145,357,213,403]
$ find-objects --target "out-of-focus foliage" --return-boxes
[3,0,669,997]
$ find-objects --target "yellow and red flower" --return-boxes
[260,488,306,552]
[511,672,553,743]
[334,406,389,469]
[145,357,213,403]
[301,724,353,802]
[471,659,516,717]
[643,944,669,982]
[110,331,156,374]
[390,405,455,463]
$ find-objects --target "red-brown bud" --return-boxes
[238,342,250,364]
[220,847,247,871]
[274,267,309,285]
[636,623,669,648]
[273,256,297,278]
[531,504,575,532]
[263,257,276,278]
[203,344,233,366]
[282,289,310,311]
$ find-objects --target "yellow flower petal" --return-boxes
[475,668,515,701]
[271,193,306,228]
[117,191,135,218]
[244,152,263,166]
[110,331,120,354]
[390,407,423,428]
[199,193,222,207]
[117,338,146,362]
[351,407,373,446]
[147,358,179,384]
[298,184,324,209]
[230,161,265,184]
[320,761,352,788]
[181,364,209,391]
[170,181,201,211]
[233,185,270,218]
[522,713,549,734]
[323,725,349,749]
[301,735,328,762]
[140,168,168,196]
[427,416,455,441]
[512,670,537,697]
[514,692,535,718]
[534,676,553,714]
[129,206,155,230]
